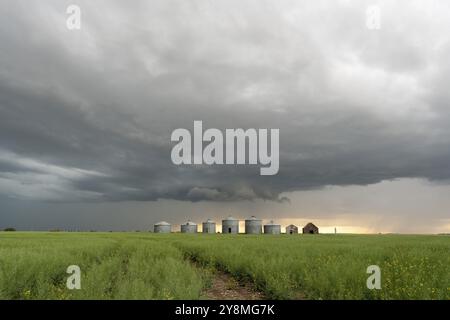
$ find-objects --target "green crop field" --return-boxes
[0,232,448,300]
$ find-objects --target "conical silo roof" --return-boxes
[223,215,238,221]
[155,221,170,226]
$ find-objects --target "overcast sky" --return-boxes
[1,0,450,233]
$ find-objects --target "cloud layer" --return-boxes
[1,0,450,204]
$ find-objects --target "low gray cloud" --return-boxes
[1,0,450,207]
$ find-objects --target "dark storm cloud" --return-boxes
[1,0,450,203]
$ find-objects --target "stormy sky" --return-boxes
[1,0,450,233]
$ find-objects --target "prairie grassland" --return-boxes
[0,232,448,300]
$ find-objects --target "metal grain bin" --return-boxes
[202,219,216,233]
[264,220,281,234]
[245,216,262,234]
[181,220,198,233]
[154,221,171,233]
[222,216,239,234]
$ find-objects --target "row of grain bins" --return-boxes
[215,216,282,234]
[153,216,319,234]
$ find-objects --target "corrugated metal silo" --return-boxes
[245,216,262,234]
[181,220,198,233]
[222,216,239,234]
[154,221,171,233]
[202,219,216,233]
[264,220,281,234]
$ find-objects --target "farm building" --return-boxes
[303,223,319,234]
[264,220,281,234]
[202,219,216,233]
[245,216,262,234]
[222,216,239,234]
[286,224,298,234]
[181,220,198,233]
[154,221,171,233]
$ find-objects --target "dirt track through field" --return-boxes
[184,255,266,300]
[203,271,266,300]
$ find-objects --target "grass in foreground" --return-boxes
[0,232,448,300]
